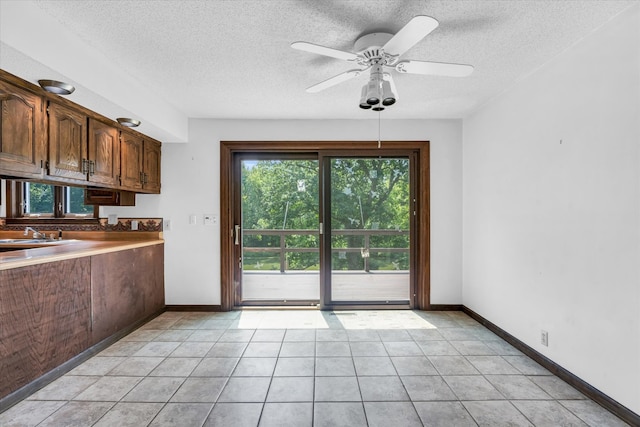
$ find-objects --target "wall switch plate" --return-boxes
[108,214,118,225]
[203,214,217,226]
[541,330,549,347]
[164,219,171,231]
[189,214,197,225]
[131,220,139,230]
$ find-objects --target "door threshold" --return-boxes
[236,305,320,311]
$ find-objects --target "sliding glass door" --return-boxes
[238,155,320,304]
[232,149,416,308]
[325,157,412,305]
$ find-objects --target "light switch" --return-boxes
[189,214,197,225]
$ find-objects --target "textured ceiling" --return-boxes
[0,0,635,141]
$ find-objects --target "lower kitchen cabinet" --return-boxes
[0,258,92,399]
[0,243,164,401]
[91,244,165,343]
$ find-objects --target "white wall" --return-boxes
[0,179,5,217]
[103,119,463,306]
[463,5,639,414]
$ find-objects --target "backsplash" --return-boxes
[0,218,163,232]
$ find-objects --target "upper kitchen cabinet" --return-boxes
[120,130,143,191]
[0,69,162,197]
[47,106,121,188]
[143,138,161,193]
[0,78,47,179]
[120,130,161,194]
[47,102,88,182]
[87,118,120,187]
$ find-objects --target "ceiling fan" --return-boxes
[291,15,473,110]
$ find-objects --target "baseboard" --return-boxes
[165,304,223,312]
[461,306,639,426]
[428,304,463,311]
[0,308,165,414]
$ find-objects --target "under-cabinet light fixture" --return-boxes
[117,117,141,128]
[38,79,75,95]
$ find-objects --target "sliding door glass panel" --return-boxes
[241,159,320,301]
[329,158,410,302]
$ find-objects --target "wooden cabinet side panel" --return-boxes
[0,258,91,398]
[47,103,87,181]
[91,250,145,343]
[88,119,120,186]
[0,80,46,178]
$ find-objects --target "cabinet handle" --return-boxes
[139,171,144,183]
[89,160,95,176]
[82,159,88,174]
[143,172,148,184]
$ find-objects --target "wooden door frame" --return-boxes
[220,141,430,311]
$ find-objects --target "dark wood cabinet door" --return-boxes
[0,80,46,178]
[143,139,161,193]
[88,119,120,186]
[90,244,164,344]
[0,258,91,398]
[120,131,143,190]
[47,102,88,181]
[139,244,165,317]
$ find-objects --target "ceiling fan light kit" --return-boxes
[292,15,474,111]
[359,86,372,109]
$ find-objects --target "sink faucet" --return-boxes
[24,226,44,239]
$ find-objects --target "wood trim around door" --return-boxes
[220,141,430,311]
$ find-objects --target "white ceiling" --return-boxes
[0,0,635,142]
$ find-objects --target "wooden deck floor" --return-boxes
[242,271,410,301]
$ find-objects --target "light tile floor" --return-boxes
[0,310,629,426]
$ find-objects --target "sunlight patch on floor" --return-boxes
[234,310,438,329]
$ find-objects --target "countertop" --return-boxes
[0,237,164,270]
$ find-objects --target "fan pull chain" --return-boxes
[378,109,382,149]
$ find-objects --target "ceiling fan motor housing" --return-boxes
[354,33,398,66]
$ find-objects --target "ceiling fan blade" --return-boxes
[306,69,364,93]
[291,41,358,61]
[383,15,439,56]
[395,60,474,77]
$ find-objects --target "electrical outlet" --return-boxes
[203,214,216,226]
[131,220,139,230]
[108,214,118,225]
[164,219,171,231]
[541,330,549,347]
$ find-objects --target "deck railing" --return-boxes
[242,228,409,273]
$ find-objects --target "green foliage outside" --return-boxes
[68,186,93,214]
[25,183,92,215]
[25,183,54,214]
[241,158,409,272]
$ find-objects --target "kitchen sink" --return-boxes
[0,239,78,245]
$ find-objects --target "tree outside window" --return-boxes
[22,182,94,218]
